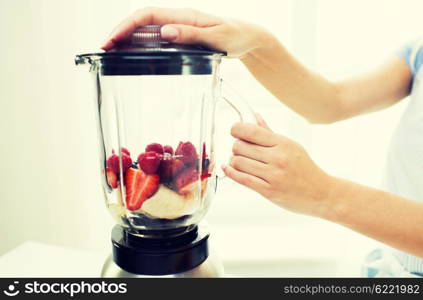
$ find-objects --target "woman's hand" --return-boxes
[223,115,336,218]
[224,116,423,258]
[102,7,272,58]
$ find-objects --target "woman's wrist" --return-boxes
[239,26,280,61]
[315,174,351,223]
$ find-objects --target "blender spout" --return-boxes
[75,53,98,66]
[74,54,86,66]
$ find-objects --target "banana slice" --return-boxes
[139,185,199,219]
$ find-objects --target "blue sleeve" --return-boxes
[397,39,423,78]
[398,45,412,68]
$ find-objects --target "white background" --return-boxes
[1,0,422,276]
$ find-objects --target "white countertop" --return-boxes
[0,240,363,277]
[0,241,106,277]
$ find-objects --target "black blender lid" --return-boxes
[75,25,226,70]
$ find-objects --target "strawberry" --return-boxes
[159,157,184,181]
[125,168,160,211]
[163,145,174,155]
[121,147,130,156]
[174,168,200,195]
[106,168,118,189]
[176,142,183,152]
[145,143,164,155]
[107,153,132,175]
[175,141,198,166]
[112,147,131,156]
[121,154,132,173]
[106,154,119,174]
[138,151,161,174]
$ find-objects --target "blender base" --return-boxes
[101,224,224,278]
[101,251,223,278]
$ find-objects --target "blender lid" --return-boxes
[75,25,226,74]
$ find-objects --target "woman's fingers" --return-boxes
[102,7,221,50]
[232,139,270,163]
[229,155,269,182]
[231,123,279,147]
[222,164,270,192]
[102,8,154,49]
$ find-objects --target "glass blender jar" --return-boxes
[76,25,255,277]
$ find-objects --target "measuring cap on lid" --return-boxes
[130,25,166,47]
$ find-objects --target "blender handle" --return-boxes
[220,79,257,124]
[215,79,257,179]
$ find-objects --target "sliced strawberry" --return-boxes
[106,168,118,189]
[125,168,159,211]
[174,168,200,195]
[159,157,184,181]
[138,151,161,174]
[163,145,174,155]
[139,174,159,202]
[125,168,144,210]
[145,143,164,155]
[175,141,198,166]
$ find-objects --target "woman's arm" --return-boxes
[241,41,412,123]
[328,178,423,258]
[102,7,412,124]
[225,119,423,258]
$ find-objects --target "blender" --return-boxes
[75,25,255,277]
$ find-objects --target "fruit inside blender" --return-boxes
[105,142,212,221]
